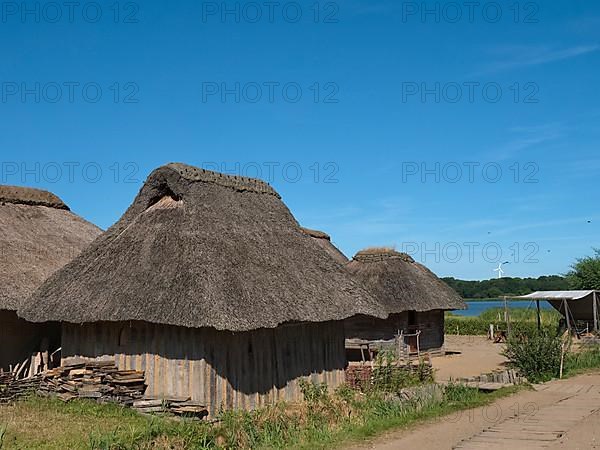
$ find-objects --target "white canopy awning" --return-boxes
[516,290,597,301]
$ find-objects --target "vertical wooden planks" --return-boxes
[59,320,349,414]
[208,333,217,415]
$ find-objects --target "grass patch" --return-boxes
[0,382,528,449]
[445,307,560,336]
[564,345,600,377]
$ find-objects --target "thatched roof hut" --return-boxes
[346,248,466,313]
[20,163,382,329]
[0,185,101,369]
[344,248,465,356]
[19,163,385,412]
[0,185,101,312]
[301,227,349,265]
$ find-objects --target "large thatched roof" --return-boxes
[301,228,349,265]
[20,163,386,331]
[345,248,466,313]
[0,185,102,311]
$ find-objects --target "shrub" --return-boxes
[502,330,562,382]
[370,351,433,393]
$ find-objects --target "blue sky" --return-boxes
[1,0,598,280]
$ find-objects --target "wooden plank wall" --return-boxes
[62,320,346,415]
[415,310,444,350]
[344,310,445,351]
[345,313,408,341]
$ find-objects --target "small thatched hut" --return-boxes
[0,185,101,370]
[344,248,466,358]
[20,163,385,413]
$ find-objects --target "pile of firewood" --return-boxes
[38,360,146,405]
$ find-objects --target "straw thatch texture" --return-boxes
[0,187,101,311]
[346,248,466,313]
[301,227,349,265]
[20,163,385,330]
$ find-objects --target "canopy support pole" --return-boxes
[593,292,599,333]
[564,299,572,334]
[536,300,541,331]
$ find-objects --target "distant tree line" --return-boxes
[442,275,569,299]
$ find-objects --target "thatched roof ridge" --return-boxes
[346,247,466,312]
[301,227,349,265]
[168,162,280,197]
[301,227,331,240]
[353,248,414,263]
[0,185,69,210]
[19,163,385,330]
[0,186,102,311]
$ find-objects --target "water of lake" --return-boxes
[452,299,553,317]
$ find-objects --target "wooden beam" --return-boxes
[536,300,541,331]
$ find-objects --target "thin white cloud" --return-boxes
[484,123,566,160]
[485,216,598,237]
[475,45,599,75]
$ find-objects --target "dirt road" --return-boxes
[349,373,600,450]
[433,335,507,381]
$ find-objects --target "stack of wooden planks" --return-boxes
[1,372,43,403]
[38,360,146,405]
[1,360,208,418]
[0,371,14,386]
[133,397,208,418]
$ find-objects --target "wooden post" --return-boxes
[504,296,511,335]
[559,340,566,379]
[593,292,599,333]
[536,300,541,331]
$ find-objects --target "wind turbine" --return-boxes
[493,261,510,279]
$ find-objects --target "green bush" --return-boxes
[371,351,433,393]
[502,330,562,382]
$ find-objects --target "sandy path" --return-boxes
[433,335,507,381]
[348,373,600,450]
[549,407,600,449]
